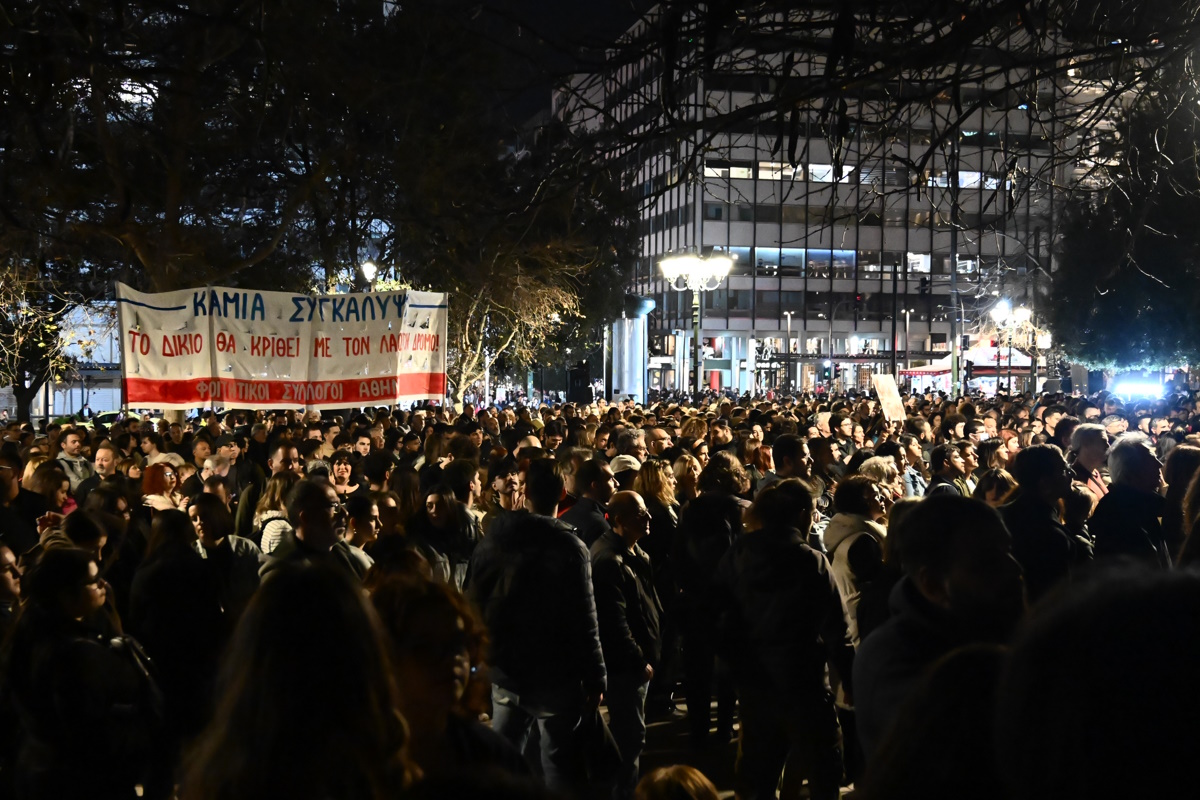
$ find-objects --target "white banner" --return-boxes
[116,282,448,410]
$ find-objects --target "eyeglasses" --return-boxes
[163,472,176,478]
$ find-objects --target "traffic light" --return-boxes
[919,277,930,295]
[965,361,975,381]
[854,293,863,315]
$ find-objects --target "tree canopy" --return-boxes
[0,0,636,412]
[1047,63,1200,370]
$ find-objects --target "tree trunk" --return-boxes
[13,377,46,424]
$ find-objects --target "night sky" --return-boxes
[483,0,648,118]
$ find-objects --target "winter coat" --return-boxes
[255,510,294,555]
[1092,484,1171,569]
[590,530,663,675]
[1000,491,1077,603]
[6,609,162,799]
[560,496,612,548]
[128,542,225,739]
[673,492,743,617]
[467,510,606,696]
[714,525,854,698]
[193,535,265,620]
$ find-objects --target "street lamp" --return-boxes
[660,251,734,394]
[361,260,378,289]
[990,301,1039,395]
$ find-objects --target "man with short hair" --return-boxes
[482,456,521,534]
[261,478,365,581]
[644,426,673,458]
[830,414,857,460]
[755,434,812,495]
[353,433,373,458]
[468,459,606,795]
[562,458,618,547]
[1092,434,1170,568]
[183,454,230,500]
[191,437,212,472]
[317,421,341,460]
[591,491,663,800]
[361,452,393,492]
[615,430,648,464]
[56,429,95,493]
[75,444,119,506]
[924,444,966,496]
[1041,404,1068,439]
[710,418,735,452]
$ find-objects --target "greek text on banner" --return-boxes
[115,282,449,410]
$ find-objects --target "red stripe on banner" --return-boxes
[124,375,447,407]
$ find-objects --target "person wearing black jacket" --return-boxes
[561,458,618,547]
[128,510,226,755]
[673,452,745,747]
[6,547,164,799]
[1000,445,1079,603]
[1092,433,1170,568]
[0,451,47,556]
[590,491,663,800]
[259,479,366,583]
[466,458,605,795]
[715,480,855,800]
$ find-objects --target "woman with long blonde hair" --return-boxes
[673,453,702,507]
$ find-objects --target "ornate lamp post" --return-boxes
[991,300,1041,394]
[660,252,733,394]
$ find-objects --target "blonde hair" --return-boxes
[858,455,899,485]
[634,459,677,511]
[21,454,48,487]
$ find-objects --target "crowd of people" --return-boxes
[1,385,1199,799]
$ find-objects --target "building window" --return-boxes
[781,249,805,276]
[907,253,931,273]
[729,166,753,179]
[704,202,726,221]
[782,205,807,224]
[809,164,854,183]
[758,162,791,180]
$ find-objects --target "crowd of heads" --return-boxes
[0,381,1198,798]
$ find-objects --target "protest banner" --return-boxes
[116,283,448,410]
[872,374,906,422]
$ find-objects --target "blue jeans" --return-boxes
[492,685,584,794]
[606,671,649,800]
